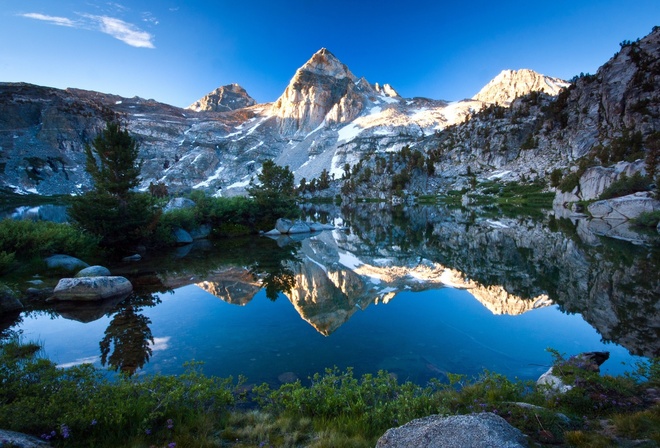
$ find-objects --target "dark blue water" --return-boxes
[16,283,641,386]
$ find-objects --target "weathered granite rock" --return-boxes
[308,222,335,232]
[275,218,312,234]
[588,192,660,220]
[44,254,89,272]
[172,227,193,245]
[376,413,528,448]
[75,265,111,277]
[275,218,295,233]
[163,197,196,213]
[288,221,312,234]
[0,284,23,313]
[0,429,50,447]
[51,276,133,301]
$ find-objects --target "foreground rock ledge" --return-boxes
[376,412,528,448]
[50,276,133,301]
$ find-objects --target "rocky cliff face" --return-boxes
[272,48,367,136]
[187,84,256,112]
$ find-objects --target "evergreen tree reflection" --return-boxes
[250,238,301,301]
[99,293,161,376]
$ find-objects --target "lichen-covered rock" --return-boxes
[376,413,528,448]
[51,276,133,301]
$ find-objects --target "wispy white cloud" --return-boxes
[142,12,159,26]
[20,13,75,27]
[87,14,155,48]
[20,11,155,49]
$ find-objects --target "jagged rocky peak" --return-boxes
[297,47,357,80]
[272,48,366,135]
[373,82,400,98]
[187,83,256,112]
[472,68,569,106]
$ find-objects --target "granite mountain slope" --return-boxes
[1,28,658,196]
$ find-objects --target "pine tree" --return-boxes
[69,121,159,249]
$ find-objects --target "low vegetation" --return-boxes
[598,172,652,200]
[1,339,657,448]
[0,219,100,274]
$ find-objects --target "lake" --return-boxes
[2,203,658,386]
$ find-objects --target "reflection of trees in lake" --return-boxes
[248,238,301,301]
[99,293,161,376]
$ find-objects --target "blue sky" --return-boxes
[2,1,658,108]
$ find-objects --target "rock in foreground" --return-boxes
[376,413,528,448]
[51,276,133,301]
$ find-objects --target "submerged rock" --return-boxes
[376,413,528,448]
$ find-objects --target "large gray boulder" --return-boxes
[376,413,528,448]
[51,276,133,301]
[44,254,89,272]
[163,197,196,213]
[275,218,312,234]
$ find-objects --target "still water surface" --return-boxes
[5,204,658,386]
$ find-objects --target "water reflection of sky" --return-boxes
[16,284,643,386]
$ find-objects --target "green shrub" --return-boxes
[599,172,651,200]
[0,219,100,260]
[550,169,563,187]
[69,192,161,250]
[0,250,16,274]
[632,210,660,228]
[0,340,237,448]
[559,172,581,193]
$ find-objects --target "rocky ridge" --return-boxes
[1,43,577,196]
[187,83,256,112]
[473,68,569,106]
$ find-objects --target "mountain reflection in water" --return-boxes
[5,204,658,384]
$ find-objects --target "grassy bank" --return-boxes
[0,340,657,447]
